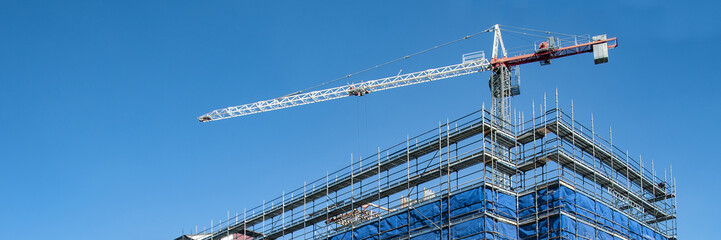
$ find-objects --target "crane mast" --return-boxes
[197,24,617,123]
[489,24,515,131]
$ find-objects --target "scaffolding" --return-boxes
[177,97,677,240]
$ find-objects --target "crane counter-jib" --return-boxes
[491,37,618,67]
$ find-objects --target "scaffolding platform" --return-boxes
[180,105,677,240]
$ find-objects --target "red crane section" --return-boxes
[491,37,618,67]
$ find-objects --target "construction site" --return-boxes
[177,25,678,240]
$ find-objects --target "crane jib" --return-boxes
[198,59,491,122]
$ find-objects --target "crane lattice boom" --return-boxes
[198,57,491,122]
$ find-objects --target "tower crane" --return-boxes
[197,24,617,124]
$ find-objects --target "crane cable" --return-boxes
[280,27,495,98]
[500,25,592,56]
[500,25,587,38]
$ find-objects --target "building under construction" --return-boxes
[177,99,677,240]
[180,25,677,240]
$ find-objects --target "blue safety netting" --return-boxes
[410,229,448,240]
[536,185,576,214]
[518,184,669,240]
[576,193,595,222]
[524,215,575,239]
[577,221,594,239]
[520,214,631,240]
[448,186,517,220]
[328,183,669,240]
[329,185,516,240]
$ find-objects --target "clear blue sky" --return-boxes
[1,1,719,239]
